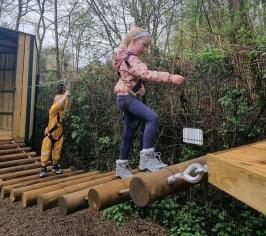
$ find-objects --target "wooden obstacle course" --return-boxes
[0,140,265,217]
[208,140,266,215]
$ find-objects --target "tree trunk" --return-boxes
[54,0,61,81]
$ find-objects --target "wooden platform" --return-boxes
[208,140,266,214]
[0,131,24,145]
[0,130,12,144]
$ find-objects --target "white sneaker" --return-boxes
[139,149,167,172]
[115,160,133,179]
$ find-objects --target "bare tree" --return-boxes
[36,0,47,60]
[54,0,61,80]
[16,0,31,30]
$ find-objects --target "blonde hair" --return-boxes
[119,27,148,48]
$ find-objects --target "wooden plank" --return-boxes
[2,53,8,129]
[18,35,30,139]
[0,142,25,149]
[0,130,11,141]
[0,53,5,128]
[28,40,37,139]
[213,146,266,177]
[0,138,24,145]
[208,140,266,214]
[12,34,25,139]
[251,141,266,150]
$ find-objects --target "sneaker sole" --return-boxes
[138,166,166,172]
[52,169,63,174]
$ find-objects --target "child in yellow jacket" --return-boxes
[39,90,70,177]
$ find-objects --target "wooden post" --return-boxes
[129,156,207,207]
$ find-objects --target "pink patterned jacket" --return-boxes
[112,48,175,96]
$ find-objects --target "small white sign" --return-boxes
[183,128,203,145]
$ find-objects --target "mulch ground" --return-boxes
[0,199,167,236]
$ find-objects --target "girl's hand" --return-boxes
[171,75,186,85]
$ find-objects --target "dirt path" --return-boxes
[0,199,167,236]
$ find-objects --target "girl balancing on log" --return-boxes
[112,27,186,179]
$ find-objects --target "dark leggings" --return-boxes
[117,95,158,160]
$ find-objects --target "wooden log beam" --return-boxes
[88,174,143,211]
[37,171,115,211]
[0,165,52,181]
[0,147,31,156]
[129,156,207,207]
[0,162,43,175]
[0,169,77,198]
[0,168,72,190]
[0,143,25,150]
[21,172,108,207]
[0,151,36,162]
[58,170,139,215]
[0,156,40,169]
[11,171,99,202]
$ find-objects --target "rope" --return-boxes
[167,163,208,185]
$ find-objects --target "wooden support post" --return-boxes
[129,156,207,207]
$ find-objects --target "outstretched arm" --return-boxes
[126,56,186,85]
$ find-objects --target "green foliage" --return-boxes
[218,88,261,147]
[198,47,225,63]
[144,193,266,236]
[148,199,207,236]
[68,115,87,144]
[179,145,207,162]
[102,203,134,226]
